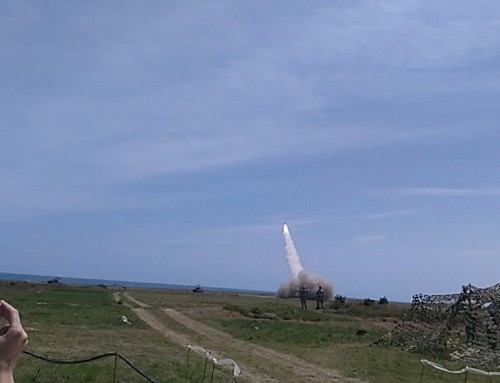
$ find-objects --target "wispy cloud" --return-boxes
[390,187,500,197]
[261,210,420,232]
[355,234,387,243]
[1,1,500,223]
[347,209,421,219]
[440,249,500,258]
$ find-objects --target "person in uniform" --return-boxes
[316,286,325,310]
[299,286,308,310]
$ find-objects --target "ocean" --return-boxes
[0,272,273,295]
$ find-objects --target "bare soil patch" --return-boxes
[164,308,366,383]
[125,292,368,382]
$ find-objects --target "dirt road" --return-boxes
[133,307,278,382]
[124,293,365,383]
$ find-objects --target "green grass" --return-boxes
[4,283,139,328]
[219,319,385,345]
[17,352,232,383]
[329,299,410,318]
[223,302,332,321]
[223,299,408,323]
[129,288,273,309]
[1,282,229,383]
[4,281,499,383]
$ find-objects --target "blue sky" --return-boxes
[2,1,500,301]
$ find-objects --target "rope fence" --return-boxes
[23,350,160,382]
[24,347,500,382]
[419,359,500,383]
[185,344,241,383]
[23,344,241,383]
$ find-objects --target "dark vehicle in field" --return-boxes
[192,284,204,293]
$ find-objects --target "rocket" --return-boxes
[278,222,334,300]
[283,222,290,235]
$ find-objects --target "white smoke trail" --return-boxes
[283,223,303,278]
[277,223,333,300]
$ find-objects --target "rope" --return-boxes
[23,350,160,383]
[421,359,500,377]
[186,344,242,377]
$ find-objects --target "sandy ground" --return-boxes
[121,292,367,383]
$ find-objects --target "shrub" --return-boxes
[223,304,248,316]
[378,296,389,305]
[335,294,346,303]
[250,307,263,315]
[363,298,374,306]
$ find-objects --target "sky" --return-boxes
[1,1,500,302]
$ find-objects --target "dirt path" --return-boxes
[122,292,150,308]
[135,307,278,383]
[123,294,365,383]
[164,308,364,383]
[133,308,191,346]
[124,297,278,383]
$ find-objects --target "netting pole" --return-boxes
[113,352,117,383]
[185,346,191,383]
[209,362,216,383]
[487,366,493,383]
[202,356,209,383]
[419,363,425,383]
[463,370,468,383]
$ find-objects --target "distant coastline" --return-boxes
[0,272,273,295]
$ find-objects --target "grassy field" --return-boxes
[2,281,499,383]
[2,281,229,383]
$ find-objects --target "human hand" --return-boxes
[0,300,28,381]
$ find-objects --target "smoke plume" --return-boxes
[276,223,333,300]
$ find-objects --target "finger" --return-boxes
[0,300,21,327]
[7,326,28,346]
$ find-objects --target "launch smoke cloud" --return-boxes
[277,223,333,300]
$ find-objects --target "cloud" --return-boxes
[347,209,421,220]
[445,249,500,258]
[390,187,500,197]
[355,234,387,243]
[1,1,500,223]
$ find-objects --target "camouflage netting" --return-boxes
[376,283,500,366]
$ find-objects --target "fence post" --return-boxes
[209,360,216,383]
[202,354,209,383]
[112,353,117,383]
[185,345,191,383]
[463,369,468,383]
[419,362,425,383]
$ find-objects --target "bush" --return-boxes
[378,296,389,305]
[223,304,249,316]
[363,298,374,306]
[330,295,348,310]
[335,294,346,303]
[250,307,263,315]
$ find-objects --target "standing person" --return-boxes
[0,300,28,383]
[298,286,308,310]
[316,286,325,310]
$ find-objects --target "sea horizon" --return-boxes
[0,271,274,295]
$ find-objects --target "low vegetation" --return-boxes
[219,319,386,345]
[1,282,225,383]
[2,280,496,383]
